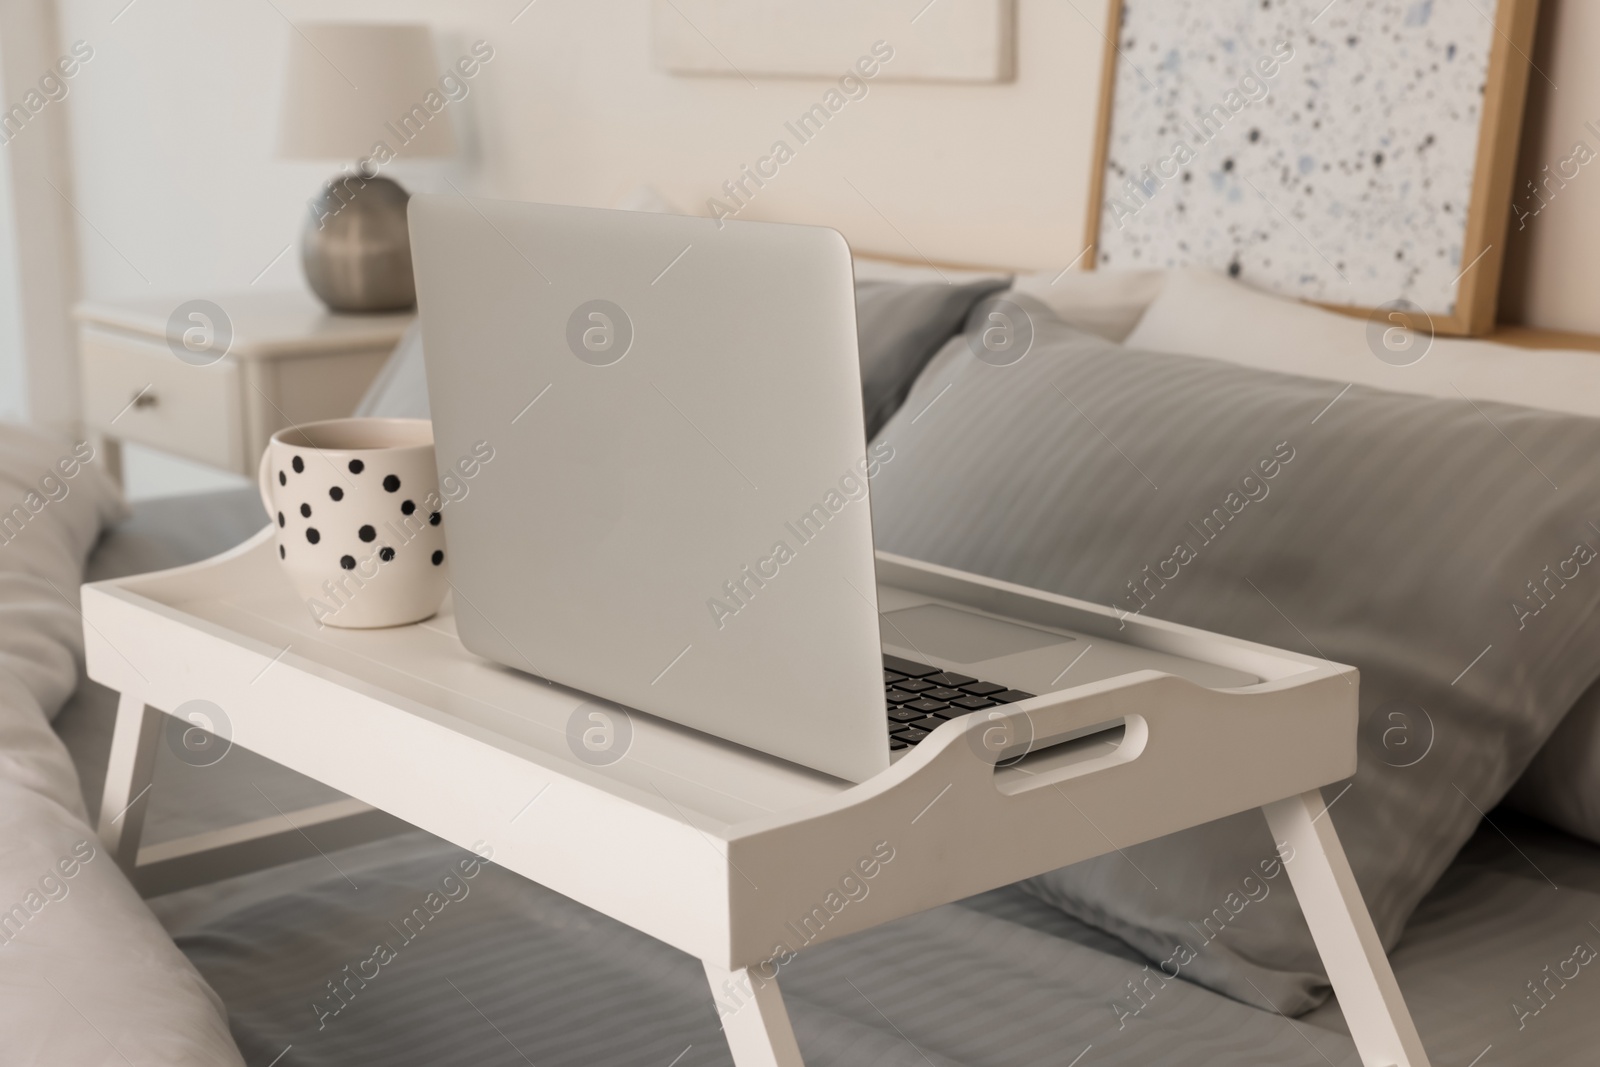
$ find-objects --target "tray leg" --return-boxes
[1263,789,1431,1067]
[705,961,804,1067]
[97,691,161,872]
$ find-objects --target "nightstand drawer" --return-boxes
[80,328,243,470]
[76,292,409,486]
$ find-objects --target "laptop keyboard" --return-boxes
[883,654,1034,750]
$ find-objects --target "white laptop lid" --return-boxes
[410,196,890,782]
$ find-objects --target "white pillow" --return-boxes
[0,424,243,1064]
[1009,267,1164,342]
[1124,268,1600,417]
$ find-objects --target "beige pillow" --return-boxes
[1009,267,1164,342]
[850,253,1009,287]
[1124,267,1600,417]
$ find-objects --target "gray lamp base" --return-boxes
[301,174,416,313]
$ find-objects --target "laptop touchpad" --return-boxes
[880,603,1073,666]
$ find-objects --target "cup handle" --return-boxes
[258,443,275,521]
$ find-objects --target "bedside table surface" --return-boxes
[75,290,411,359]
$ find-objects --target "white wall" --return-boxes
[44,0,1600,315]
[48,0,1107,498]
[28,0,1600,471]
[55,0,1102,309]
[52,0,1600,317]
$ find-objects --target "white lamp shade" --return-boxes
[277,23,457,161]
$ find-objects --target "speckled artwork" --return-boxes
[1094,0,1499,318]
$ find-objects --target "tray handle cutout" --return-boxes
[962,690,1151,796]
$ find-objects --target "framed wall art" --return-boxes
[1085,0,1541,335]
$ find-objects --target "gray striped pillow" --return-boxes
[854,278,1011,438]
[868,299,1600,1014]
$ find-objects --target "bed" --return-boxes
[17,263,1600,1065]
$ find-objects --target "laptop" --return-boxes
[409,196,1255,782]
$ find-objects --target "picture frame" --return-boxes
[1083,0,1541,336]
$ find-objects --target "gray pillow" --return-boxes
[868,299,1600,1014]
[356,280,1008,435]
[855,277,1008,437]
[1508,679,1600,843]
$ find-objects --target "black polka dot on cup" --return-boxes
[278,471,286,486]
[277,511,285,527]
[340,555,356,570]
[330,486,344,501]
[306,528,320,544]
[359,525,376,543]
[300,503,312,518]
[279,545,285,559]
[431,550,444,566]
[379,546,396,562]
[429,512,440,526]
[292,456,304,473]
[383,474,401,492]
[401,499,415,515]
[348,459,364,474]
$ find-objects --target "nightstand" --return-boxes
[75,291,410,483]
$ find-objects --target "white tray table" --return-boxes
[82,530,1431,1067]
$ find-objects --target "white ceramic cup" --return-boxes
[258,418,448,628]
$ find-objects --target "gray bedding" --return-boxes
[58,492,1600,1065]
[869,308,1600,1017]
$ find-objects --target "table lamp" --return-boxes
[277,23,457,312]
